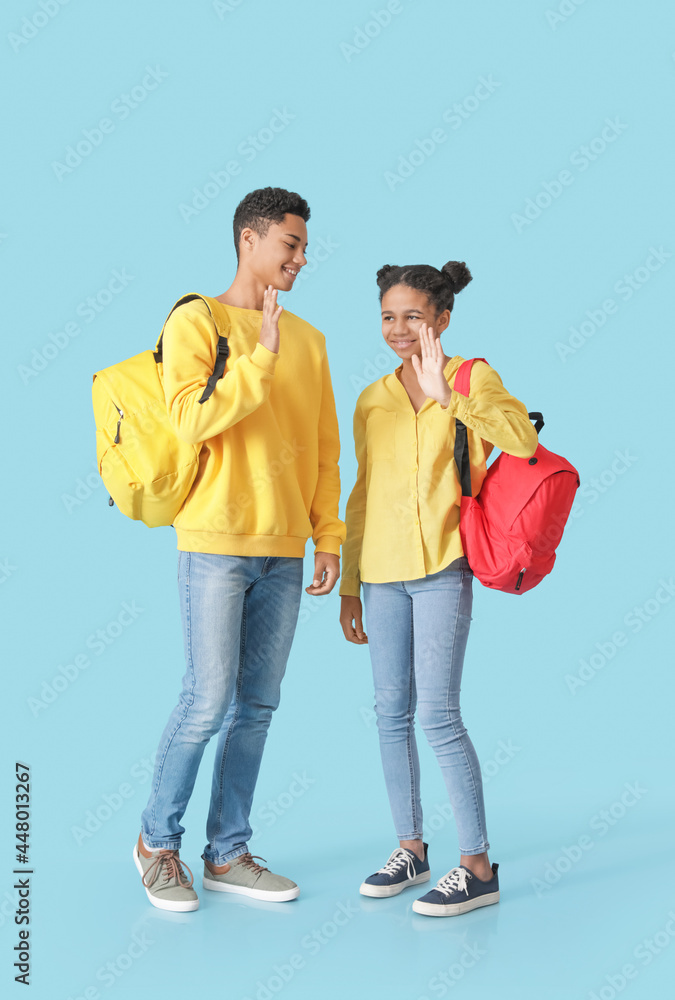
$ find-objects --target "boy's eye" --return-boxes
[285,242,296,249]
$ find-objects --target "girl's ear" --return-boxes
[435,309,451,335]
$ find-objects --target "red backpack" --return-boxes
[453,358,580,595]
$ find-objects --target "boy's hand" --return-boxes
[339,596,368,644]
[259,284,283,354]
[411,322,452,407]
[305,552,340,596]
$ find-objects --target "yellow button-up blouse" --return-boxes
[338,356,539,596]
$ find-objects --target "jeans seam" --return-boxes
[407,596,419,839]
[147,551,196,840]
[446,575,485,854]
[209,591,247,850]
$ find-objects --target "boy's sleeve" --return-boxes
[162,299,279,445]
[310,343,347,556]
[439,360,538,458]
[338,400,367,598]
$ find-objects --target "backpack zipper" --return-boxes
[109,401,123,507]
[515,568,525,591]
[113,402,123,443]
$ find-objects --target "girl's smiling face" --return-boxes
[381,284,450,359]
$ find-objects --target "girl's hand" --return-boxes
[340,596,368,644]
[258,284,283,354]
[411,323,452,407]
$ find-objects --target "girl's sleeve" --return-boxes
[439,360,538,458]
[338,400,367,598]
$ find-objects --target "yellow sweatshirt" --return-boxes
[161,295,346,558]
[339,357,538,596]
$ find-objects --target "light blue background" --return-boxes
[3,1,674,997]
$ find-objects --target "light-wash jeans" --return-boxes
[141,551,303,864]
[361,556,490,856]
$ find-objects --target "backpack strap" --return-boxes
[452,358,488,497]
[451,357,544,497]
[452,357,489,397]
[153,293,230,404]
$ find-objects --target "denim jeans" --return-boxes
[141,551,303,864]
[361,556,490,856]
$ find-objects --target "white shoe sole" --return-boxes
[202,876,300,901]
[412,889,500,916]
[359,870,431,898]
[133,845,199,912]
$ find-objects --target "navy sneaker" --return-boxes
[360,844,430,898]
[412,862,500,916]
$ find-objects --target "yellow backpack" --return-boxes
[91,293,229,528]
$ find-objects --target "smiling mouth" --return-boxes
[282,266,298,278]
[392,340,415,347]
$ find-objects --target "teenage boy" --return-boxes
[134,187,345,911]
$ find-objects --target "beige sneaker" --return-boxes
[203,852,299,901]
[133,833,199,911]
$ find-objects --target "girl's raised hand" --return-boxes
[411,323,452,406]
[258,284,283,354]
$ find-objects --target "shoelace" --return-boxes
[142,849,194,890]
[236,853,270,875]
[376,847,417,881]
[435,866,472,897]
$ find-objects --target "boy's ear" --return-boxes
[239,227,258,256]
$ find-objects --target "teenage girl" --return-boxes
[338,261,538,916]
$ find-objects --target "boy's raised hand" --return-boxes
[258,284,283,354]
[411,323,452,407]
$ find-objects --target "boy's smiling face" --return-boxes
[241,213,308,291]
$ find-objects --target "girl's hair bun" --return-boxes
[376,263,397,284]
[441,261,472,294]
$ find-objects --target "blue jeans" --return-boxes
[361,556,490,856]
[141,552,303,864]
